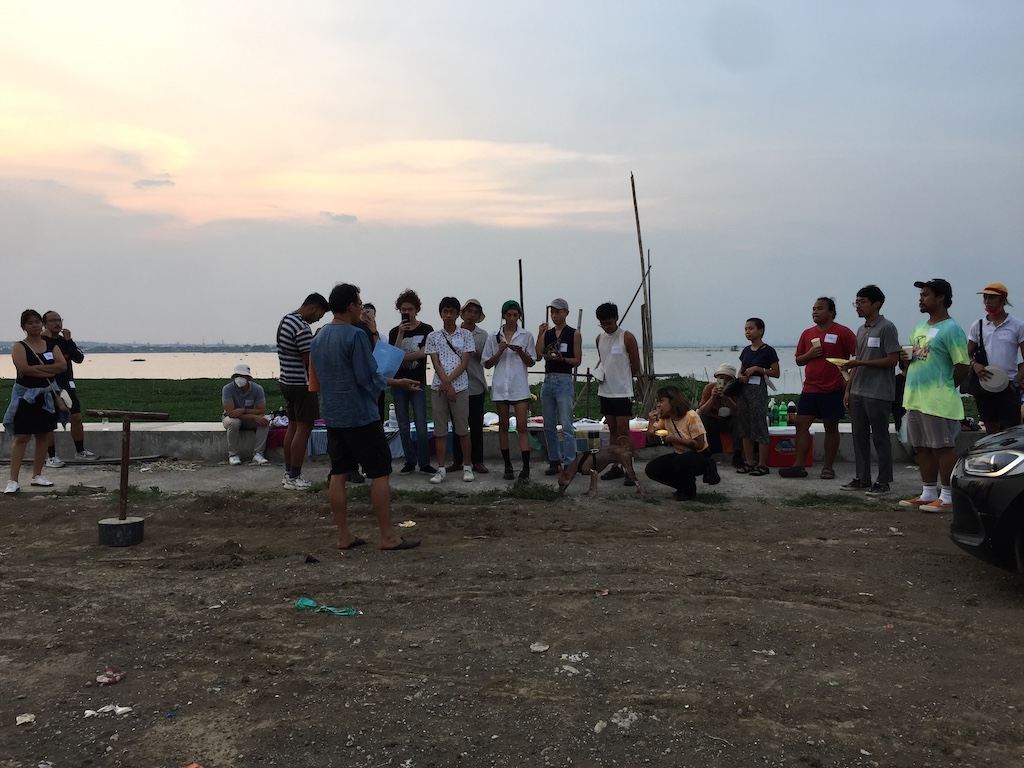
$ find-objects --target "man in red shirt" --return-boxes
[779,297,857,479]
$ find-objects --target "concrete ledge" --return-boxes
[0,422,987,464]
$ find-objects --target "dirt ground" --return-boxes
[1,457,1023,768]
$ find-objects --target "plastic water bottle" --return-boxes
[387,403,398,429]
[768,398,777,427]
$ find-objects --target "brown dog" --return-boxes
[557,437,644,497]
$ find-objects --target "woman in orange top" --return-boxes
[645,386,709,501]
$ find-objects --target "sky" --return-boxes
[2,1,1022,349]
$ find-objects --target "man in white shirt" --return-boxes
[968,282,1024,433]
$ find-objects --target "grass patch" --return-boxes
[390,483,562,505]
[116,485,164,503]
[783,492,874,509]
[696,491,730,505]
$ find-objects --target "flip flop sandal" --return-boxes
[749,465,770,476]
[820,468,836,480]
[736,463,756,474]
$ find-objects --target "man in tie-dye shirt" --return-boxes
[898,279,969,513]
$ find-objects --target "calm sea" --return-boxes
[56,348,806,391]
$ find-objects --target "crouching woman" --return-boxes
[645,386,709,501]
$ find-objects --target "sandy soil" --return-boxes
[1,458,1022,767]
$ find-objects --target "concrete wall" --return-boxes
[0,423,987,464]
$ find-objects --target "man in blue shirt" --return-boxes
[311,283,420,551]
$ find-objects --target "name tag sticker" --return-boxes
[611,344,624,354]
[824,333,838,344]
[42,352,54,361]
[559,343,568,352]
[927,328,940,339]
[748,375,762,385]
[867,337,881,348]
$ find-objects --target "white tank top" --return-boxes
[598,327,633,399]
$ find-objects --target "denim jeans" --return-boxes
[391,384,430,468]
[541,373,576,466]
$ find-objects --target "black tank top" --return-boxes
[17,339,57,388]
[543,325,575,375]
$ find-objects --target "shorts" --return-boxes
[905,410,958,450]
[430,389,470,436]
[327,422,393,479]
[279,382,319,424]
[796,389,847,421]
[599,396,632,417]
[974,386,1022,428]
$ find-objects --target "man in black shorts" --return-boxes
[42,311,97,466]
[277,293,329,490]
[310,283,420,551]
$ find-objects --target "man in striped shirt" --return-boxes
[277,293,329,490]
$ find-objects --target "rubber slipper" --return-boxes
[820,468,836,480]
[381,538,421,551]
[749,465,770,476]
[339,537,367,551]
[778,466,808,478]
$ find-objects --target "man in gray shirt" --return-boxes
[841,285,901,496]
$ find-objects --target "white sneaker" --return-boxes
[429,469,446,484]
[284,475,311,490]
[228,454,242,466]
[4,480,19,494]
[45,456,66,469]
[30,475,54,487]
[251,453,269,466]
[463,467,474,482]
[75,450,97,460]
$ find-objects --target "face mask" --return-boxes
[234,376,248,388]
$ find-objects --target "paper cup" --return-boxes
[811,338,822,348]
[901,345,914,361]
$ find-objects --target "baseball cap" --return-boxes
[548,298,569,311]
[913,278,953,299]
[978,282,1008,298]
[461,298,485,320]
[232,363,252,378]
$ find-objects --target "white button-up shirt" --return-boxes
[483,327,537,401]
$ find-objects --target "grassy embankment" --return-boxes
[1,377,978,423]
[0,376,712,423]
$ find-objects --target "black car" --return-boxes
[950,424,1024,571]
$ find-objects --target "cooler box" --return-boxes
[766,426,813,467]
[574,424,609,454]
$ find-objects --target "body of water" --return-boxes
[36,347,807,392]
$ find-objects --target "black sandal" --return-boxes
[749,465,770,476]
[736,463,755,474]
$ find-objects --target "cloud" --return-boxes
[133,174,175,191]
[319,211,357,224]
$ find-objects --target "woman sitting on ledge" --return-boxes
[645,386,708,502]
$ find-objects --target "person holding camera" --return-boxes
[388,289,434,475]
